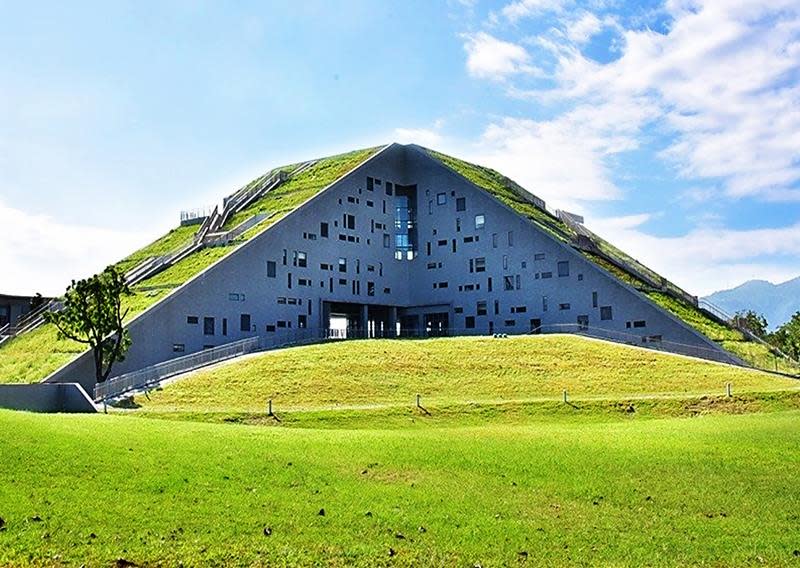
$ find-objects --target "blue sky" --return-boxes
[1,0,798,296]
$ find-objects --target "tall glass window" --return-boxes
[394,185,418,260]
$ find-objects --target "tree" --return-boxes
[733,310,768,338]
[45,266,132,383]
[770,312,800,361]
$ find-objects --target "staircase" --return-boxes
[0,299,62,342]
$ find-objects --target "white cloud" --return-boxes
[589,215,800,295]
[501,0,570,22]
[462,32,540,80]
[0,201,148,296]
[393,127,443,148]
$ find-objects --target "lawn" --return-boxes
[137,335,798,414]
[1,409,799,567]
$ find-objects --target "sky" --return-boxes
[1,0,798,297]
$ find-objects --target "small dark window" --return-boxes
[173,343,185,353]
[385,182,393,195]
[298,314,307,329]
[222,318,228,336]
[465,316,476,329]
[203,317,215,336]
[558,261,570,277]
[504,276,514,291]
[633,320,646,328]
[266,324,276,333]
[508,231,514,246]
[320,222,329,238]
[475,257,486,272]
[592,291,598,308]
[266,261,276,278]
[559,303,571,311]
[240,313,251,332]
[577,315,589,331]
[600,306,613,321]
[187,316,199,325]
[504,319,516,326]
[367,281,375,296]
[343,214,356,230]
[456,197,466,211]
[534,253,545,261]
[477,301,487,316]
[384,234,391,248]
[366,177,374,191]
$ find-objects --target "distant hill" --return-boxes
[703,276,800,329]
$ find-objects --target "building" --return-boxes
[47,143,743,392]
[0,294,48,331]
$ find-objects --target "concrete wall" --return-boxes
[46,143,736,392]
[0,383,97,413]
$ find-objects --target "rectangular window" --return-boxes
[600,306,613,321]
[592,291,598,308]
[287,273,292,289]
[222,318,228,336]
[296,251,307,268]
[559,303,571,311]
[543,296,549,312]
[577,315,589,331]
[173,343,185,353]
[508,231,514,246]
[266,260,276,278]
[437,192,447,205]
[456,218,461,232]
[503,255,508,270]
[203,317,215,336]
[465,316,476,329]
[240,313,251,332]
[541,272,553,279]
[492,233,498,248]
[298,314,307,329]
[367,177,374,191]
[282,249,287,265]
[456,197,466,211]
[494,300,500,315]
[386,182,393,195]
[487,277,493,292]
[266,324,276,333]
[338,257,347,272]
[320,222,329,238]
[477,301,488,316]
[633,320,647,328]
[503,276,514,291]
[504,319,516,327]
[534,253,545,261]
[367,281,375,296]
[475,257,486,272]
[475,214,485,229]
[383,233,391,248]
[187,316,199,325]
[343,213,356,230]
[558,261,570,277]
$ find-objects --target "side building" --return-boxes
[47,143,740,393]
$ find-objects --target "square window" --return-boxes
[437,192,447,205]
[465,316,476,329]
[456,197,466,211]
[503,276,514,291]
[475,214,485,230]
[600,306,613,321]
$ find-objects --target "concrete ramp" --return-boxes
[0,383,97,413]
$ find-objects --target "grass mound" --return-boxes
[137,335,797,414]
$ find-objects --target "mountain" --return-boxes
[703,276,800,329]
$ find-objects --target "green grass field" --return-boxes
[138,336,798,415]
[1,409,799,567]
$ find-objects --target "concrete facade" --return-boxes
[47,144,736,393]
[0,383,97,413]
[0,294,48,328]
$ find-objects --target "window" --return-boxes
[494,300,500,315]
[558,261,570,277]
[541,272,553,279]
[477,301,487,316]
[367,281,375,296]
[504,276,515,291]
[282,249,287,265]
[266,261,276,278]
[487,277,493,292]
[577,315,589,331]
[492,233,498,248]
[222,318,228,336]
[534,253,545,261]
[592,291,598,308]
[474,257,486,272]
[240,314,251,332]
[266,324,276,333]
[600,306,613,321]
[475,214,485,229]
[295,251,307,268]
[503,255,508,270]
[464,236,474,243]
[633,320,646,328]
[386,182,393,195]
[187,316,199,325]
[508,231,514,246]
[465,316,475,329]
[511,306,527,314]
[173,344,185,353]
[384,233,390,248]
[367,177,374,191]
[437,192,447,205]
[203,317,215,336]
[456,197,466,211]
[343,214,356,230]
[543,296,549,312]
[504,320,516,327]
[559,303,571,311]
[338,257,347,272]
[298,314,307,329]
[320,222,329,238]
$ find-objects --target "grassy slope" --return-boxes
[137,336,797,414]
[427,150,799,375]
[0,148,381,384]
[1,409,799,566]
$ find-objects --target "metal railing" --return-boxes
[95,328,324,401]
